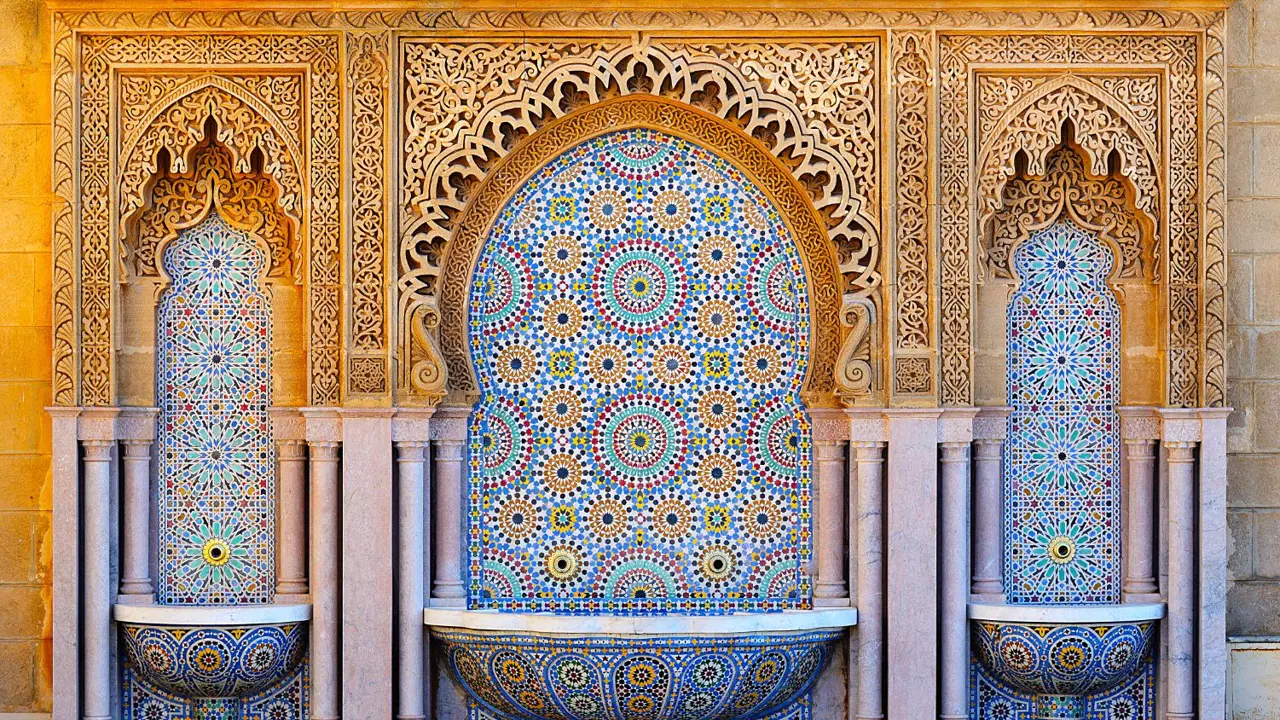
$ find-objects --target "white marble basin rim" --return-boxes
[967,601,1165,624]
[113,602,312,626]
[424,607,857,635]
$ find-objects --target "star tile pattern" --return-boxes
[467,129,813,614]
[156,214,275,605]
[1004,221,1121,605]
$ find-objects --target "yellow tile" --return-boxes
[0,0,44,69]
[0,198,52,252]
[0,125,48,198]
[0,514,34,583]
[0,641,35,708]
[0,66,48,125]
[0,455,49,511]
[0,253,36,326]
[0,383,51,454]
[0,326,50,381]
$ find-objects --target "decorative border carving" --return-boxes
[50,15,76,406]
[437,95,843,407]
[69,31,341,406]
[1203,17,1227,408]
[398,36,881,405]
[347,32,392,398]
[938,32,1203,408]
[889,30,935,400]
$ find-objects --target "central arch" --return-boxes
[438,95,843,407]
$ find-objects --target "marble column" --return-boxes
[275,440,308,595]
[432,408,469,604]
[939,409,975,720]
[1119,408,1160,602]
[852,438,886,720]
[1199,408,1231,720]
[1165,435,1198,720]
[47,407,80,720]
[885,409,940,720]
[342,409,395,720]
[812,409,849,605]
[395,406,434,720]
[971,407,1010,602]
[305,410,341,720]
[117,409,157,601]
[81,438,115,720]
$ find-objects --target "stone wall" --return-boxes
[1227,0,1280,639]
[0,0,53,712]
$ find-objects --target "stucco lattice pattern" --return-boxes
[441,629,835,720]
[467,129,813,614]
[157,215,275,604]
[1004,222,1120,604]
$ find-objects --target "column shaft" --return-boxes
[1166,441,1197,720]
[276,441,308,595]
[119,440,153,597]
[432,438,466,602]
[1122,439,1158,598]
[940,442,970,720]
[82,441,114,720]
[309,441,340,720]
[971,440,1004,599]
[814,440,848,604]
[854,441,885,720]
[397,441,428,720]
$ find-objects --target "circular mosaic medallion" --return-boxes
[748,250,802,333]
[649,494,695,543]
[588,343,629,385]
[696,453,739,495]
[742,343,783,385]
[479,398,532,480]
[477,254,533,332]
[588,189,629,230]
[696,299,736,339]
[749,398,803,483]
[542,452,583,496]
[593,394,686,490]
[543,298,584,340]
[494,344,538,385]
[543,235,583,274]
[594,239,686,335]
[601,135,679,181]
[698,235,737,275]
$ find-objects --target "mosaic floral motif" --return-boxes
[156,214,275,605]
[1004,222,1121,605]
[122,645,310,720]
[970,646,1155,720]
[970,620,1155,700]
[437,629,837,720]
[119,622,307,700]
[468,129,812,614]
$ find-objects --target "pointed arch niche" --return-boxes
[973,128,1164,407]
[117,116,306,407]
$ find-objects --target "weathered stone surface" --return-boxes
[1228,582,1280,636]
[1228,455,1280,508]
[1230,510,1255,581]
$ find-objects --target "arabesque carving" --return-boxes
[399,37,880,402]
[436,95,843,407]
[347,32,392,397]
[130,138,297,281]
[987,144,1154,280]
[73,32,341,406]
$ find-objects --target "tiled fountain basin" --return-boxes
[969,602,1164,720]
[114,603,311,720]
[426,608,856,720]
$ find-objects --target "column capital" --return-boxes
[270,407,307,442]
[809,407,850,444]
[939,407,978,444]
[117,407,159,442]
[301,407,343,443]
[845,408,888,443]
[973,406,1012,441]
[276,440,307,458]
[1159,408,1203,444]
[431,409,470,442]
[393,407,436,443]
[1117,406,1161,441]
[78,407,121,441]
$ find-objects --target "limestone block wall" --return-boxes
[0,0,53,712]
[1227,0,1280,639]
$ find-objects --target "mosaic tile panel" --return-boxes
[467,128,813,614]
[122,645,310,720]
[156,214,275,604]
[969,653,1155,720]
[439,629,837,720]
[1004,221,1121,605]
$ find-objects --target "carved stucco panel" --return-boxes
[398,36,881,404]
[73,31,341,406]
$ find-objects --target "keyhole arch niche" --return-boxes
[442,95,847,612]
[116,109,308,409]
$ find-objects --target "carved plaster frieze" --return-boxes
[399,36,881,404]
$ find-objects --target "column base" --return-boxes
[277,580,309,595]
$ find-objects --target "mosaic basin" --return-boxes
[426,608,856,720]
[969,603,1164,720]
[114,603,311,720]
